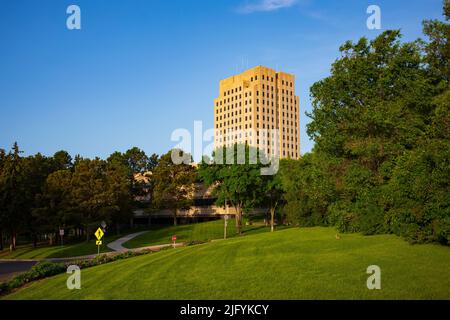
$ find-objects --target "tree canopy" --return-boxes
[289,2,450,244]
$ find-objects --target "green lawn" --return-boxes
[0,234,122,260]
[123,219,282,249]
[4,227,450,299]
[0,220,272,259]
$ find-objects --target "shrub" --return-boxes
[0,261,66,295]
[0,249,159,296]
[327,202,360,233]
[359,204,386,235]
[186,240,208,246]
[1,241,200,296]
[29,261,67,278]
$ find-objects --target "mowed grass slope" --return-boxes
[0,234,122,260]
[4,227,450,300]
[0,221,272,259]
[123,219,282,249]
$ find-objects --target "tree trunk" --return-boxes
[270,207,276,232]
[0,230,3,251]
[235,208,239,234]
[86,226,90,241]
[33,234,38,248]
[235,206,242,235]
[173,209,177,226]
[11,231,17,250]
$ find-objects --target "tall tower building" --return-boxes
[214,66,300,159]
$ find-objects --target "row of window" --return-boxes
[215,139,298,155]
[249,74,294,88]
[216,117,252,128]
[216,118,298,129]
[256,88,294,96]
[216,100,297,115]
[216,91,295,107]
[256,97,296,105]
[217,111,294,122]
[214,145,298,159]
[216,128,298,137]
[215,141,298,158]
[223,87,243,96]
[216,118,299,131]
[255,106,298,117]
[216,135,298,149]
[217,136,298,145]
[216,113,297,125]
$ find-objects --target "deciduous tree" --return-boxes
[152,150,196,226]
[199,144,265,234]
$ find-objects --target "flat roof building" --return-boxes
[214,66,300,159]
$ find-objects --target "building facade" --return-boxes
[214,66,300,159]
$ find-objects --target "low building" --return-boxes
[132,178,266,225]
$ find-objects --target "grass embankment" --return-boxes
[0,220,271,259]
[0,234,122,260]
[123,219,282,248]
[4,227,450,299]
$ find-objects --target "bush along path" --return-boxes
[0,250,155,296]
[0,239,188,297]
[0,230,186,286]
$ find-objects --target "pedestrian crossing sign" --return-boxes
[95,227,104,240]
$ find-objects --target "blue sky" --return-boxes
[0,0,445,160]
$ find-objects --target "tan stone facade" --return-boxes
[214,66,300,159]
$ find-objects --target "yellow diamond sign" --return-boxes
[95,227,104,240]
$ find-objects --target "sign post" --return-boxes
[94,227,105,255]
[172,235,177,248]
[224,215,229,239]
[59,229,64,247]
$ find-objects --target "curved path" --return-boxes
[0,231,184,282]
[105,230,185,255]
[107,231,148,252]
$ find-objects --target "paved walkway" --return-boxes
[0,231,185,282]
[107,231,148,252]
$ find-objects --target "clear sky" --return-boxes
[0,0,445,160]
